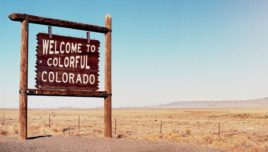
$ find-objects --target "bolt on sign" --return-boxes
[36,33,99,91]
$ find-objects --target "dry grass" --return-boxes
[0,108,268,152]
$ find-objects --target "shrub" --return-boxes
[0,129,8,136]
[185,128,191,136]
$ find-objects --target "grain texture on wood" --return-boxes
[104,14,112,138]
[19,19,28,140]
[9,13,110,33]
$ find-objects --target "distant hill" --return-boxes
[154,97,268,108]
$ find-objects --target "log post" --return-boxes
[160,120,162,133]
[2,114,5,125]
[104,14,112,138]
[114,118,117,135]
[218,122,221,136]
[48,115,51,128]
[19,17,29,140]
[78,115,80,130]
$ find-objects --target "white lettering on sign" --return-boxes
[41,71,47,82]
[86,44,96,53]
[89,74,95,84]
[43,39,49,55]
[41,71,96,85]
[60,42,65,53]
[49,40,55,55]
[47,58,52,66]
[40,71,96,85]
[45,56,91,69]
[42,39,87,55]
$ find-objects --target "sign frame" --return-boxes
[9,13,112,140]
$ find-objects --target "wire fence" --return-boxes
[0,110,267,140]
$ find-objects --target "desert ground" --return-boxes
[0,108,268,152]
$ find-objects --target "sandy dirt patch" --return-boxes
[0,136,225,152]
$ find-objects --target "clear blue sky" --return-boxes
[1,0,268,108]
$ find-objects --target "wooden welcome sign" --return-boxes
[9,13,112,140]
[36,33,99,90]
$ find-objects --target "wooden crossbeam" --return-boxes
[27,89,111,98]
[9,13,111,33]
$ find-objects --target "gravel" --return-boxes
[0,136,225,152]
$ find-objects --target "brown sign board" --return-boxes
[35,33,100,91]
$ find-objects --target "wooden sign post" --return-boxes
[9,13,112,140]
[19,17,29,140]
[104,14,112,137]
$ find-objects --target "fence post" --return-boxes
[2,114,5,125]
[218,122,221,136]
[160,120,162,133]
[48,115,51,128]
[114,118,117,135]
[78,115,80,130]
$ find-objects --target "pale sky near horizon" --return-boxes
[1,0,268,108]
